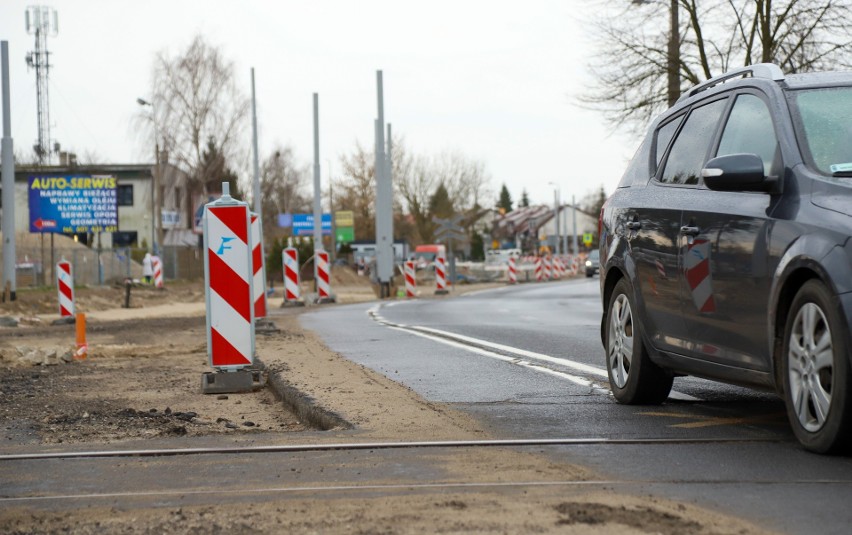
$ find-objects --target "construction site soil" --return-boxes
[0,273,774,534]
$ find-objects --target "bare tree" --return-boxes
[582,0,852,131]
[258,145,311,233]
[141,34,250,196]
[338,143,378,241]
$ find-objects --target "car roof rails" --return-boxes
[678,63,785,103]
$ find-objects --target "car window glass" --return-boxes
[792,87,852,177]
[655,116,682,170]
[660,99,727,185]
[717,94,777,175]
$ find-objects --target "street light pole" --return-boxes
[137,97,160,254]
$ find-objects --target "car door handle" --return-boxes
[626,221,642,231]
[680,225,700,236]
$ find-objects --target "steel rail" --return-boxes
[0,436,782,462]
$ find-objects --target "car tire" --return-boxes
[605,277,673,404]
[782,280,852,454]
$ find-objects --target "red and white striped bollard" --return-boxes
[56,259,74,317]
[152,255,164,288]
[507,257,517,284]
[404,260,417,298]
[535,257,543,282]
[315,250,333,303]
[435,253,449,294]
[250,213,267,318]
[282,246,303,305]
[203,190,254,369]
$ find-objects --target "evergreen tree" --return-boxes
[429,182,455,220]
[520,189,530,208]
[497,184,513,214]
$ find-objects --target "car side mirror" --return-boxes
[702,153,777,192]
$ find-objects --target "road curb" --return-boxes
[254,356,353,431]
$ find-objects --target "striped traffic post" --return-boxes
[282,246,303,306]
[250,213,267,319]
[404,260,417,298]
[56,259,74,317]
[315,249,334,303]
[202,185,254,370]
[535,257,543,282]
[151,255,164,289]
[543,255,552,280]
[435,252,449,295]
[507,257,517,284]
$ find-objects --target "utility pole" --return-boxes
[312,93,322,254]
[667,0,680,106]
[250,68,261,216]
[1,41,16,300]
[374,70,393,298]
[571,194,578,255]
[25,5,59,165]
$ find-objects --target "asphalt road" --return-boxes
[301,277,852,535]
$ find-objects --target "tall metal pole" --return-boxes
[1,42,16,300]
[312,93,322,252]
[374,70,393,295]
[553,188,560,255]
[250,68,261,216]
[571,194,579,255]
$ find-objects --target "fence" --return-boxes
[0,246,206,288]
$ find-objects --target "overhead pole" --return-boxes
[312,93,322,253]
[1,41,16,300]
[25,5,58,165]
[374,70,393,297]
[250,68,261,216]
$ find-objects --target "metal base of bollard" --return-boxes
[315,296,337,305]
[280,300,305,308]
[201,369,265,394]
[434,289,449,295]
[51,316,76,326]
[255,318,280,335]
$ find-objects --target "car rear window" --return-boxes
[791,87,852,178]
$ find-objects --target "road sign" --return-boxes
[335,226,354,243]
[292,213,332,236]
[335,210,354,227]
[203,194,254,369]
[583,233,594,247]
[28,174,118,234]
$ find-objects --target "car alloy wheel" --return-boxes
[787,302,833,433]
[782,280,852,453]
[608,294,633,389]
[605,278,673,404]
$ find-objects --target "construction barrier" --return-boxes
[56,259,74,317]
[404,260,416,298]
[283,247,302,304]
[544,255,552,280]
[315,250,331,302]
[435,253,449,294]
[152,255,164,288]
[507,257,517,284]
[535,257,543,282]
[250,213,267,318]
[203,190,254,369]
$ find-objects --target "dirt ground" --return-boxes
[0,271,775,534]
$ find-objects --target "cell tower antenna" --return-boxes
[25,5,58,166]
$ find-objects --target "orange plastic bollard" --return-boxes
[75,312,87,360]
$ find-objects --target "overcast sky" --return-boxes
[1,0,640,207]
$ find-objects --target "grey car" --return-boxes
[600,64,852,453]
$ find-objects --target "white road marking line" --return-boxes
[369,305,701,402]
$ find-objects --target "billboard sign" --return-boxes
[28,175,118,234]
[292,213,331,236]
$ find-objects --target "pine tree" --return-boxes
[497,184,513,214]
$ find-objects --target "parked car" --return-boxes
[585,250,600,278]
[600,63,852,453]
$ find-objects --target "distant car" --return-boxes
[585,250,600,277]
[600,63,852,454]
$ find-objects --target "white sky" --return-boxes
[0,0,641,207]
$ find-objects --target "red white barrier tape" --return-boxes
[203,196,254,369]
[404,260,416,298]
[283,247,301,302]
[56,260,74,317]
[316,250,331,300]
[250,213,267,319]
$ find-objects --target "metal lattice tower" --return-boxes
[25,5,58,165]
